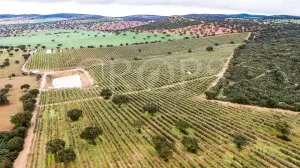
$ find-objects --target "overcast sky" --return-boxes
[0,0,298,16]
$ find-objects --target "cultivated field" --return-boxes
[0,76,38,131]
[25,33,248,71]
[25,32,300,167]
[0,14,299,168]
[0,30,190,49]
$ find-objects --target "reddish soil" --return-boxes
[93,21,147,30]
[139,24,240,36]
[0,76,39,131]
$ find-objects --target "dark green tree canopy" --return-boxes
[55,149,76,165]
[67,109,83,121]
[0,95,9,106]
[233,133,248,149]
[46,139,66,154]
[142,103,160,116]
[112,94,131,107]
[152,135,175,161]
[100,88,113,100]
[206,46,214,52]
[20,84,30,91]
[7,137,24,151]
[10,111,32,128]
[182,137,199,153]
[29,89,39,97]
[80,127,103,145]
[175,120,190,134]
[275,121,292,141]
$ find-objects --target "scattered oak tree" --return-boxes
[5,84,13,90]
[142,103,160,116]
[0,95,9,105]
[20,84,30,92]
[233,133,248,149]
[206,46,214,52]
[80,127,103,145]
[112,94,130,107]
[133,120,145,134]
[67,109,83,121]
[175,120,190,135]
[100,88,113,100]
[55,149,76,165]
[152,135,175,161]
[46,139,66,154]
[275,121,292,141]
[182,137,199,153]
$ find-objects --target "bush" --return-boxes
[206,46,214,52]
[46,139,66,154]
[112,94,130,107]
[205,86,219,100]
[80,127,103,145]
[67,109,83,121]
[182,137,198,153]
[175,120,190,134]
[100,88,112,100]
[187,49,192,53]
[55,149,76,164]
[233,133,248,149]
[294,102,300,111]
[29,89,39,97]
[0,95,9,105]
[142,103,160,116]
[152,136,174,161]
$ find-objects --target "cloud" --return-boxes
[0,0,299,16]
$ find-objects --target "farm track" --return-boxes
[13,90,41,168]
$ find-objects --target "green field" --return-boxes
[0,30,191,49]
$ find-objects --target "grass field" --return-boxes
[0,76,38,131]
[0,30,191,49]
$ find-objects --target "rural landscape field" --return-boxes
[0,1,300,168]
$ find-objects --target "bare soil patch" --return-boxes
[0,76,39,131]
[42,69,93,89]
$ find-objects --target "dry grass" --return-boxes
[0,76,39,131]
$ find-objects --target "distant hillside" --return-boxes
[122,15,167,22]
[135,15,202,30]
[184,13,300,20]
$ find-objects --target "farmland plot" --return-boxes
[27,32,300,167]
